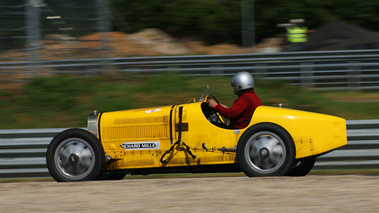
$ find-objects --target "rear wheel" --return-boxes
[286,156,316,176]
[237,123,295,177]
[46,128,105,182]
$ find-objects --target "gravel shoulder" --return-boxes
[1,175,379,213]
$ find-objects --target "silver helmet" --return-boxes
[230,71,254,95]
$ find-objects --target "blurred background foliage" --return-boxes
[1,0,378,47]
[111,0,379,45]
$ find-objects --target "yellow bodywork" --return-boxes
[251,106,346,158]
[97,100,346,171]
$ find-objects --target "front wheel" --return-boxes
[46,128,105,182]
[237,123,295,177]
[97,171,127,180]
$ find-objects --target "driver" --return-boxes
[208,71,262,129]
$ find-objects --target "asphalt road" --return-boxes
[1,175,379,212]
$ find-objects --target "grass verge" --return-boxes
[0,73,379,129]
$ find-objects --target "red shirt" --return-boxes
[215,90,262,129]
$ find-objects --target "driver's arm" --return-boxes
[208,99,218,108]
[208,99,228,108]
[214,99,246,119]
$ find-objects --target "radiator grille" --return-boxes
[102,124,169,141]
[114,116,168,125]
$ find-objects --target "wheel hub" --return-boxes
[69,153,80,165]
[259,148,270,159]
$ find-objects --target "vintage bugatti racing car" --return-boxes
[46,86,347,182]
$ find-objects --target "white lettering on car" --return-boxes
[121,141,160,150]
[145,108,161,114]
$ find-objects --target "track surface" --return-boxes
[1,175,379,212]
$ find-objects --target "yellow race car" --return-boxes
[46,86,347,182]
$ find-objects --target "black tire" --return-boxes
[237,123,295,177]
[46,128,105,182]
[286,156,316,176]
[97,171,127,180]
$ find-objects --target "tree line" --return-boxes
[1,0,379,49]
[111,0,379,45]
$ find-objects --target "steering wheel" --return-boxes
[209,95,226,125]
[210,95,220,105]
